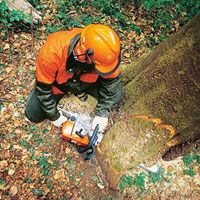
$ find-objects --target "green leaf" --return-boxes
[0,178,5,185]
[133,172,146,193]
[1,29,7,33]
[15,15,20,21]
[46,181,53,189]
[1,18,8,24]
[24,176,34,183]
[0,63,5,74]
[20,139,31,149]
[35,137,43,147]
[32,188,45,196]
[183,154,194,167]
[37,154,51,176]
[91,175,98,182]
[148,168,164,184]
[0,100,2,112]
[9,133,15,139]
[53,160,60,169]
[47,26,58,33]
[42,128,49,133]
[119,175,134,192]
[9,17,15,22]
[183,166,196,177]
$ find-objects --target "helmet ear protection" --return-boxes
[86,48,94,56]
[85,48,94,64]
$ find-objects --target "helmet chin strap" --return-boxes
[73,50,86,61]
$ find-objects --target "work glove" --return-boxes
[95,132,104,146]
[51,111,68,127]
[91,116,108,133]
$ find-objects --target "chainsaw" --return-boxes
[60,108,101,160]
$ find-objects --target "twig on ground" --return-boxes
[0,76,9,83]
[0,98,12,102]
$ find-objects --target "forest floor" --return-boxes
[0,1,200,200]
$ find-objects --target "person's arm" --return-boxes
[96,73,123,117]
[35,81,60,121]
[91,73,123,133]
[35,41,60,121]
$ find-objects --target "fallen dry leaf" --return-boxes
[1,140,11,150]
[8,169,15,176]
[3,43,10,50]
[54,169,66,180]
[124,53,131,58]
[0,160,8,169]
[9,185,18,196]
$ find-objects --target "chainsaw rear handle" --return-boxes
[75,128,84,138]
[77,145,95,160]
[84,146,95,161]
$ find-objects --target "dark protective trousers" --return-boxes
[25,89,64,123]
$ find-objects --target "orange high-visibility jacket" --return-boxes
[36,28,120,94]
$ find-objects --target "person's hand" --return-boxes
[95,132,104,146]
[91,116,108,133]
[51,111,68,127]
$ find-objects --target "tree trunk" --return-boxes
[97,14,200,189]
[4,0,42,22]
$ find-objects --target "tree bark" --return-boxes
[4,0,42,22]
[97,14,200,189]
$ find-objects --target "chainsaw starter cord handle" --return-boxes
[75,128,84,138]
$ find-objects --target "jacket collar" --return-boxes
[68,33,81,56]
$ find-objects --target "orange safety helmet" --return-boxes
[73,24,121,76]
